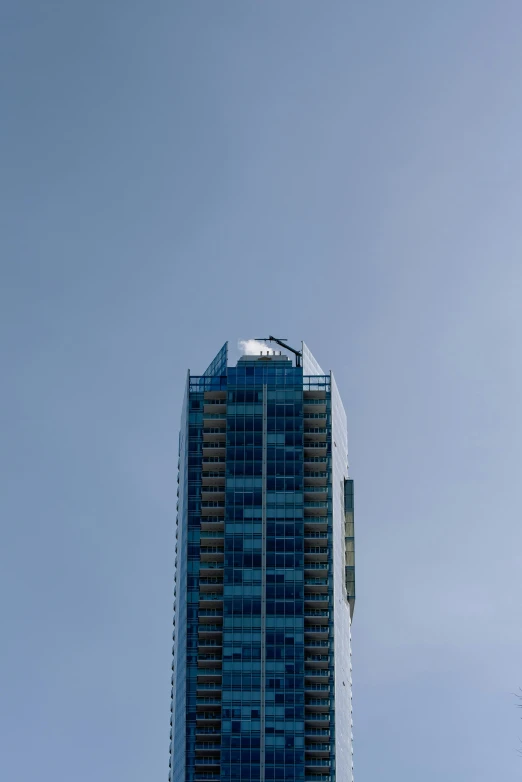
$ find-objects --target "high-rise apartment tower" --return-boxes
[169,340,355,782]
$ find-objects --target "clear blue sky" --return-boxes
[2,1,522,780]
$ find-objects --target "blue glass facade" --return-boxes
[170,344,355,782]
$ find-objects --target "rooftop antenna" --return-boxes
[255,336,302,368]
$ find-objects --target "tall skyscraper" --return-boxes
[170,340,355,782]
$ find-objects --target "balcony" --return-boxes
[304,428,328,440]
[305,627,329,640]
[194,758,221,767]
[197,654,222,666]
[196,697,222,707]
[304,487,328,499]
[304,443,328,457]
[200,546,224,562]
[199,593,223,603]
[203,404,226,414]
[201,487,225,500]
[305,673,330,684]
[304,577,328,588]
[304,502,328,517]
[304,546,328,561]
[202,472,226,486]
[199,562,224,575]
[305,684,330,694]
[197,682,222,692]
[202,456,226,469]
[304,523,328,538]
[304,640,330,649]
[306,697,330,709]
[199,610,223,622]
[304,562,328,573]
[304,713,330,723]
[195,743,221,752]
[196,727,221,736]
[305,653,329,665]
[199,577,224,588]
[305,728,330,737]
[203,427,226,439]
[304,595,329,606]
[203,413,226,423]
[198,624,223,636]
[196,711,221,723]
[201,518,225,530]
[304,471,328,486]
[200,532,224,543]
[304,457,328,469]
[202,444,226,457]
[197,669,222,680]
[201,502,225,517]
[305,759,331,768]
[305,744,331,753]
[304,528,328,537]
[305,610,329,623]
[303,408,326,419]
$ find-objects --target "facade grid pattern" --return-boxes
[169,343,354,782]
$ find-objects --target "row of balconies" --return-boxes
[198,454,223,755]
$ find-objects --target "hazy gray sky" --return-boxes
[2,2,522,780]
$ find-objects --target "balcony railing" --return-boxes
[305,610,329,618]
[305,597,329,605]
[305,728,330,736]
